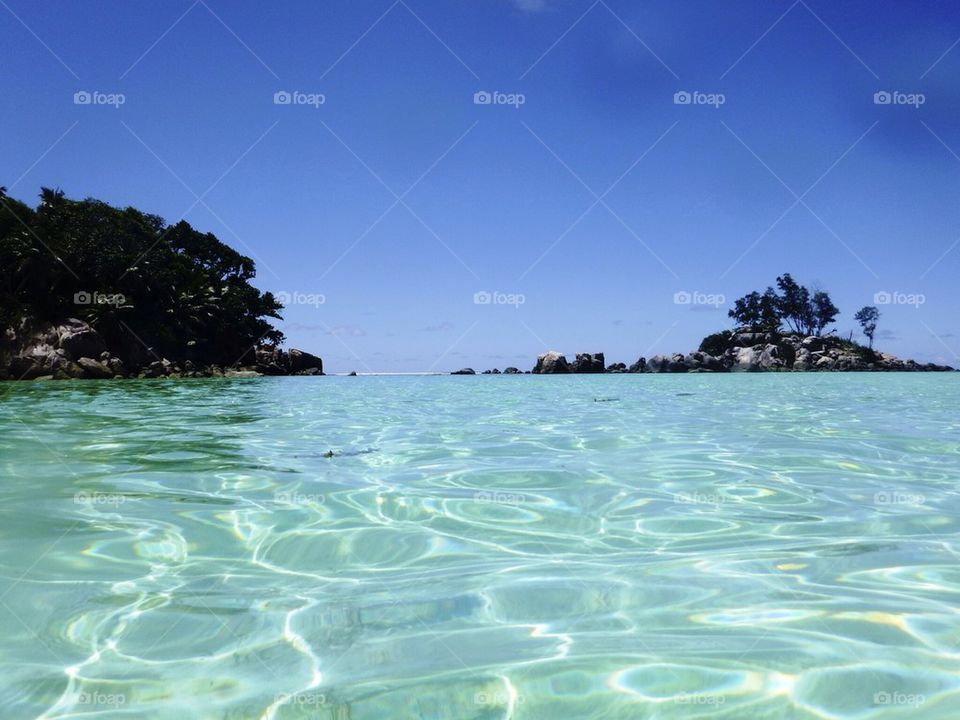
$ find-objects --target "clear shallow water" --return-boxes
[1,374,959,719]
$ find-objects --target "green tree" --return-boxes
[728,287,781,331]
[0,187,284,367]
[730,274,840,337]
[775,273,812,334]
[854,306,880,349]
[811,291,839,335]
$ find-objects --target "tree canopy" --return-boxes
[854,306,880,349]
[0,186,283,367]
[728,273,839,336]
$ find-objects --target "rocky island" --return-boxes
[0,187,320,380]
[461,274,954,375]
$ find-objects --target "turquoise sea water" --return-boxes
[1,374,958,719]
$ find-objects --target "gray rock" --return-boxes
[667,353,689,373]
[732,346,763,372]
[533,351,570,374]
[503,367,521,374]
[451,368,476,375]
[646,355,670,373]
[732,331,774,347]
[225,369,262,378]
[801,336,824,351]
[573,352,605,373]
[52,359,85,380]
[287,348,323,375]
[759,344,784,370]
[57,319,107,361]
[77,357,114,379]
[628,357,646,373]
[142,360,167,378]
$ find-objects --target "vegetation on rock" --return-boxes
[728,273,839,336]
[0,187,283,370]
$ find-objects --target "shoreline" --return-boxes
[1,320,953,382]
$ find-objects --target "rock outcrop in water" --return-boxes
[507,332,954,376]
[573,352,605,373]
[1,318,323,380]
[0,187,324,381]
[532,351,570,374]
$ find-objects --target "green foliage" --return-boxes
[699,330,733,356]
[775,273,812,335]
[0,187,284,366]
[727,288,781,331]
[837,336,877,362]
[729,273,839,336]
[811,291,839,335]
[854,306,880,349]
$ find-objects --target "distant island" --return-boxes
[0,187,320,380]
[455,274,954,375]
[0,190,951,380]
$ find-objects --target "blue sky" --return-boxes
[3,0,960,371]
